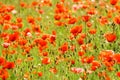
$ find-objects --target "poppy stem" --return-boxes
[85,22,87,44]
[112,22,115,33]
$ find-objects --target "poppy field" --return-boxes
[0,0,120,80]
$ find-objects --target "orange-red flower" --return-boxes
[89,28,97,35]
[59,42,68,54]
[49,68,57,74]
[72,0,80,3]
[3,14,11,21]
[99,16,108,25]
[104,33,117,42]
[86,21,92,27]
[18,38,27,46]
[42,57,50,65]
[116,72,120,77]
[77,37,84,45]
[0,69,9,80]
[82,15,90,22]
[16,17,22,23]
[113,54,120,64]
[27,16,35,24]
[78,51,85,56]
[3,62,15,69]
[114,16,120,24]
[91,61,100,71]
[110,0,118,5]
[68,17,77,24]
[9,32,19,42]
[0,57,6,66]
[31,1,38,7]
[38,72,42,77]
[54,14,61,20]
[70,25,82,37]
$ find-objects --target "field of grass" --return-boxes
[0,0,120,80]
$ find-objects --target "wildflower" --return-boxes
[78,51,85,56]
[0,57,6,66]
[54,14,61,20]
[116,72,120,77]
[113,54,120,64]
[59,42,68,54]
[38,72,42,77]
[49,68,57,74]
[68,17,77,24]
[42,57,50,65]
[110,0,118,5]
[70,25,82,37]
[3,62,15,69]
[0,69,9,80]
[82,15,90,22]
[77,37,84,45]
[9,32,19,42]
[104,33,116,42]
[2,42,10,48]
[89,28,97,35]
[71,67,84,73]
[114,16,120,24]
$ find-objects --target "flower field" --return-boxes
[0,0,120,80]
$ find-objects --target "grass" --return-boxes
[0,0,120,80]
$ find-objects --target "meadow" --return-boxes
[0,0,120,80]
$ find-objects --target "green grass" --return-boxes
[0,0,120,80]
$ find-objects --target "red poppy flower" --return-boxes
[110,0,118,5]
[114,16,120,24]
[6,5,14,12]
[34,38,47,47]
[86,56,94,64]
[78,51,85,56]
[99,50,114,62]
[42,34,49,40]
[42,52,48,56]
[89,28,97,35]
[82,15,90,22]
[70,25,82,36]
[42,57,50,65]
[20,2,27,8]
[70,59,75,65]
[77,37,84,45]
[116,72,120,77]
[18,38,27,46]
[2,42,10,48]
[99,16,108,25]
[87,8,96,15]
[3,14,11,21]
[0,69,9,80]
[59,42,68,54]
[9,32,19,42]
[31,1,38,7]
[54,14,61,20]
[68,17,77,24]
[72,0,80,3]
[38,72,42,77]
[27,16,35,24]
[16,17,22,23]
[3,62,15,69]
[87,21,92,27]
[91,61,100,71]
[49,68,57,74]
[104,33,117,42]
[113,54,120,64]
[0,57,6,66]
